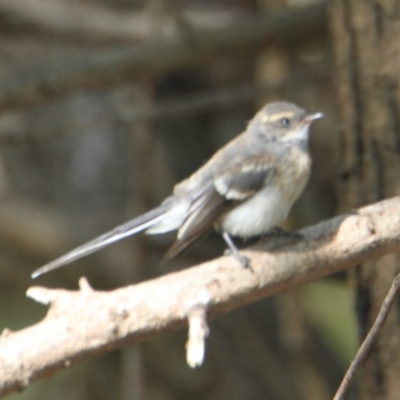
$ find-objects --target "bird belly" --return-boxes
[219,186,293,237]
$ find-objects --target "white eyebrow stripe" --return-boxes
[268,111,295,122]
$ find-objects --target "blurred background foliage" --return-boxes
[0,0,357,399]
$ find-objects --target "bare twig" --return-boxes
[333,272,400,400]
[1,196,400,396]
[0,0,246,41]
[186,289,211,368]
[0,2,327,110]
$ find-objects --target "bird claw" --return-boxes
[224,249,251,269]
[237,254,250,269]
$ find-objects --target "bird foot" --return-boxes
[237,254,251,269]
[224,249,251,269]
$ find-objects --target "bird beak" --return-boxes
[303,112,324,124]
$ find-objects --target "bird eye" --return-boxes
[280,117,290,127]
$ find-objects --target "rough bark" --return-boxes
[330,1,400,398]
[2,197,400,397]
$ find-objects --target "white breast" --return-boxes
[219,186,293,238]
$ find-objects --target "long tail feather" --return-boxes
[32,204,170,278]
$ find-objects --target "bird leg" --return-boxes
[222,232,250,268]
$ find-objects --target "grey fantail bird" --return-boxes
[32,101,323,278]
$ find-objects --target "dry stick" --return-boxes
[333,273,400,400]
[2,196,400,397]
[0,2,326,111]
[0,0,244,40]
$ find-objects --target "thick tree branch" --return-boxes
[0,2,326,110]
[2,195,399,397]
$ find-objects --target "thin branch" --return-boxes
[0,0,246,41]
[333,272,400,400]
[0,2,327,111]
[1,196,400,396]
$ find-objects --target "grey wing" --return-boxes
[214,157,276,200]
[163,184,231,261]
[163,157,275,260]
